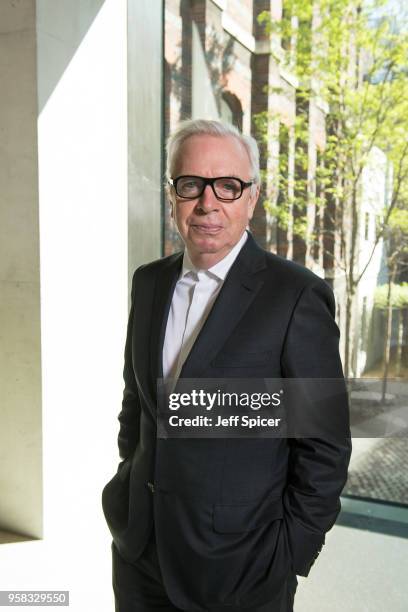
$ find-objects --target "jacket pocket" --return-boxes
[213,493,283,533]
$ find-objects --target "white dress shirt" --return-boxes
[162,230,249,384]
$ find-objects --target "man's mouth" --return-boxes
[191,224,223,234]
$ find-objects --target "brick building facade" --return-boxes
[163,0,329,273]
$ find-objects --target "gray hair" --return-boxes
[165,119,261,188]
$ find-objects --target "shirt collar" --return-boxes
[181,229,248,281]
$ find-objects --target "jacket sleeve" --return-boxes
[280,279,352,577]
[117,268,141,461]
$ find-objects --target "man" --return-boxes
[102,119,352,612]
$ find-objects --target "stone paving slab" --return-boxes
[344,434,408,505]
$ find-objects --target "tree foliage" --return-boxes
[374,282,408,308]
[255,0,408,375]
[257,0,408,233]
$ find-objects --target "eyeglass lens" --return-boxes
[176,177,242,200]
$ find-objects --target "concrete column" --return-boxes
[0,0,42,540]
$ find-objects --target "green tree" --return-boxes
[256,0,408,377]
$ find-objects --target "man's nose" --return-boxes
[196,184,219,212]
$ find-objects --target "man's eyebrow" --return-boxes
[180,173,245,179]
[217,173,242,178]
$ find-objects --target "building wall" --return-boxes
[356,147,388,375]
[0,0,42,539]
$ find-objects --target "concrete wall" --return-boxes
[0,0,42,539]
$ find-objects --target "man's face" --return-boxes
[169,134,260,267]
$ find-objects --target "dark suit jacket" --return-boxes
[102,230,351,610]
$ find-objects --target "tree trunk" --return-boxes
[344,290,354,379]
[382,266,396,402]
[396,308,403,378]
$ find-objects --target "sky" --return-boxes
[365,0,408,29]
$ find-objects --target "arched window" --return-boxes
[220,92,243,131]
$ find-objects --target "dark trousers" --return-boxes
[112,527,297,612]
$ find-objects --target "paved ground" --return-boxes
[345,378,408,505]
[344,435,408,504]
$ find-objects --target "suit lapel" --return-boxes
[149,252,183,392]
[179,231,266,379]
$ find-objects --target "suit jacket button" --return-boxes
[147,481,155,493]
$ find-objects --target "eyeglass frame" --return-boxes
[168,175,255,201]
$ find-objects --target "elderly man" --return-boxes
[102,119,351,612]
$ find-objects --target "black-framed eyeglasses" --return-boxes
[169,175,254,201]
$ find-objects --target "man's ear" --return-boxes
[169,194,176,220]
[247,184,260,220]
[166,185,176,219]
